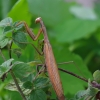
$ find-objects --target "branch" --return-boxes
[10,70,27,100]
[58,68,88,83]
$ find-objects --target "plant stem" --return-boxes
[58,68,88,82]
[10,70,27,100]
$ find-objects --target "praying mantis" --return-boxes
[16,17,88,100]
[17,17,65,100]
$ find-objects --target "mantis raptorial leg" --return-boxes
[17,18,66,100]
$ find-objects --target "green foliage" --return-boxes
[28,89,47,100]
[23,81,33,89]
[8,0,32,25]
[0,0,17,20]
[3,26,13,33]
[33,77,50,89]
[27,0,73,27]
[0,0,100,100]
[0,34,9,48]
[0,17,28,49]
[0,17,12,27]
[8,91,22,100]
[12,48,22,58]
[0,59,14,78]
[12,61,33,80]
[55,19,100,42]
[93,70,100,83]
[70,79,99,100]
[12,31,27,49]
[70,6,97,20]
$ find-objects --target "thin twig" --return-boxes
[58,68,88,82]
[10,70,27,100]
[9,40,13,58]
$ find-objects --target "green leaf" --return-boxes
[72,79,98,100]
[70,6,97,20]
[0,58,14,78]
[0,0,17,19]
[21,74,34,82]
[70,90,86,100]
[27,0,73,27]
[0,34,9,48]
[12,48,22,58]
[3,26,13,34]
[12,61,33,80]
[0,38,9,48]
[1,58,14,68]
[93,70,100,83]
[5,81,31,96]
[8,91,22,100]
[13,21,24,31]
[0,33,5,41]
[34,77,50,89]
[0,17,12,27]
[23,81,33,89]
[5,81,22,92]
[54,19,100,43]
[8,0,32,25]
[29,89,47,100]
[12,31,27,49]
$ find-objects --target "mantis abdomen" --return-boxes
[44,43,65,100]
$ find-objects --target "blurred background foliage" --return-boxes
[0,0,100,99]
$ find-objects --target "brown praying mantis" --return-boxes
[16,17,88,100]
[17,17,65,100]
